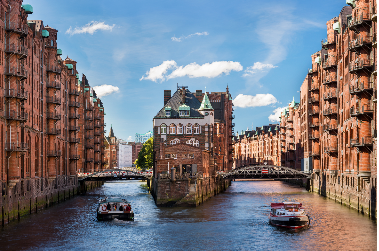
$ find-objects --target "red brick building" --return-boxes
[153,86,234,178]
[104,125,118,169]
[0,1,105,194]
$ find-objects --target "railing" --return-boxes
[323,91,337,100]
[310,84,319,91]
[69,138,80,143]
[5,142,28,151]
[322,59,337,69]
[46,112,61,120]
[69,155,80,160]
[5,65,27,78]
[47,150,62,157]
[309,123,319,128]
[46,65,61,74]
[351,104,374,117]
[323,124,338,131]
[308,97,319,103]
[46,96,61,104]
[309,134,319,140]
[351,136,372,146]
[85,125,93,130]
[349,81,373,94]
[4,110,28,121]
[69,101,80,107]
[309,108,320,115]
[46,81,61,89]
[5,22,29,35]
[86,144,94,149]
[85,106,94,111]
[69,126,80,131]
[5,43,28,57]
[4,89,28,99]
[85,115,93,121]
[94,132,101,136]
[322,75,337,85]
[69,90,80,96]
[349,59,372,73]
[85,135,94,139]
[46,128,61,135]
[94,123,103,128]
[325,146,338,152]
[85,158,94,162]
[323,108,338,116]
[69,113,80,119]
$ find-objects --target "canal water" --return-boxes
[0,180,376,250]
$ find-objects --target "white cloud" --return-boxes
[243,62,277,76]
[127,136,133,141]
[168,61,243,79]
[66,21,115,35]
[268,106,287,122]
[140,60,242,82]
[140,60,177,82]
[93,85,120,98]
[233,94,277,108]
[171,32,209,42]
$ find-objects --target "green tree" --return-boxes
[134,137,153,170]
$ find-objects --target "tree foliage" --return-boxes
[134,137,153,170]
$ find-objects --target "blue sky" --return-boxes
[26,0,347,141]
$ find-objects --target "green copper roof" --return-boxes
[93,98,97,102]
[289,97,298,107]
[275,125,279,131]
[42,30,49,38]
[21,4,33,14]
[66,63,73,70]
[199,92,213,110]
[90,92,93,97]
[346,0,355,8]
[178,104,190,111]
[268,127,272,132]
[57,49,62,56]
[76,73,79,79]
[165,106,171,110]
[84,87,89,92]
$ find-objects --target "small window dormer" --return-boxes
[165,106,171,117]
[178,104,190,117]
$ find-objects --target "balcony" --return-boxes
[322,75,337,85]
[47,150,62,157]
[94,123,103,128]
[308,97,319,104]
[323,124,338,131]
[69,113,80,120]
[349,13,372,32]
[325,146,338,153]
[94,131,101,136]
[85,125,94,130]
[321,39,336,49]
[310,84,319,91]
[69,138,80,143]
[46,65,61,74]
[46,112,61,120]
[46,128,61,135]
[85,106,94,111]
[350,105,374,118]
[230,123,235,128]
[69,101,80,108]
[349,59,372,73]
[94,115,102,120]
[4,89,28,100]
[349,82,373,95]
[230,115,235,120]
[323,91,337,100]
[85,115,93,121]
[46,81,61,89]
[323,108,338,117]
[309,109,320,116]
[85,135,94,139]
[351,136,373,147]
[5,22,28,36]
[94,139,101,144]
[5,66,27,79]
[85,158,94,162]
[309,123,319,128]
[69,126,80,131]
[309,134,319,140]
[5,43,28,58]
[348,35,372,52]
[5,142,28,152]
[309,151,320,157]
[4,110,28,121]
[69,90,80,96]
[94,160,101,164]
[69,155,80,160]
[322,59,337,69]
[46,96,61,105]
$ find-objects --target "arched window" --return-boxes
[194,124,200,134]
[170,124,176,134]
[160,124,167,134]
[186,138,199,147]
[170,138,180,145]
[177,124,183,134]
[186,123,192,134]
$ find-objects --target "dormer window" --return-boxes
[165,106,171,117]
[178,104,190,117]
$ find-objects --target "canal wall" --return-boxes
[311,173,376,218]
[149,176,231,207]
[0,177,104,226]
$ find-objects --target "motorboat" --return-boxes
[97,197,134,221]
[269,202,309,229]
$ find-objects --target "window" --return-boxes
[194,124,200,134]
[165,154,170,159]
[186,124,192,134]
[171,153,177,159]
[170,138,180,145]
[177,125,183,134]
[166,110,171,117]
[170,125,176,134]
[161,124,167,134]
[188,153,194,159]
[180,110,189,116]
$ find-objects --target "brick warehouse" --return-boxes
[151,86,234,206]
[0,1,105,223]
[233,1,377,216]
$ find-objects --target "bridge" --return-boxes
[78,168,152,181]
[218,165,310,180]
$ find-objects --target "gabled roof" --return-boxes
[155,89,203,118]
[199,92,213,110]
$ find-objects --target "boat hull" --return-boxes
[269,215,309,229]
[97,212,134,221]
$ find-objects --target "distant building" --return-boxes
[135,131,153,143]
[118,142,133,168]
[104,125,118,169]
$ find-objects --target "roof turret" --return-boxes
[199,92,213,110]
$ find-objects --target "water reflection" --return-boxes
[0,180,376,250]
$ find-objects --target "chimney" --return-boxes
[164,90,171,105]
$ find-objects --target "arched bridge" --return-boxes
[218,165,310,179]
[78,168,152,181]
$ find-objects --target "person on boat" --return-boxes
[119,205,123,211]
[107,203,111,211]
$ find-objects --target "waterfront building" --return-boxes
[135,131,153,143]
[104,125,118,169]
[153,86,234,178]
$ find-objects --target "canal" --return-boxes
[0,180,376,250]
